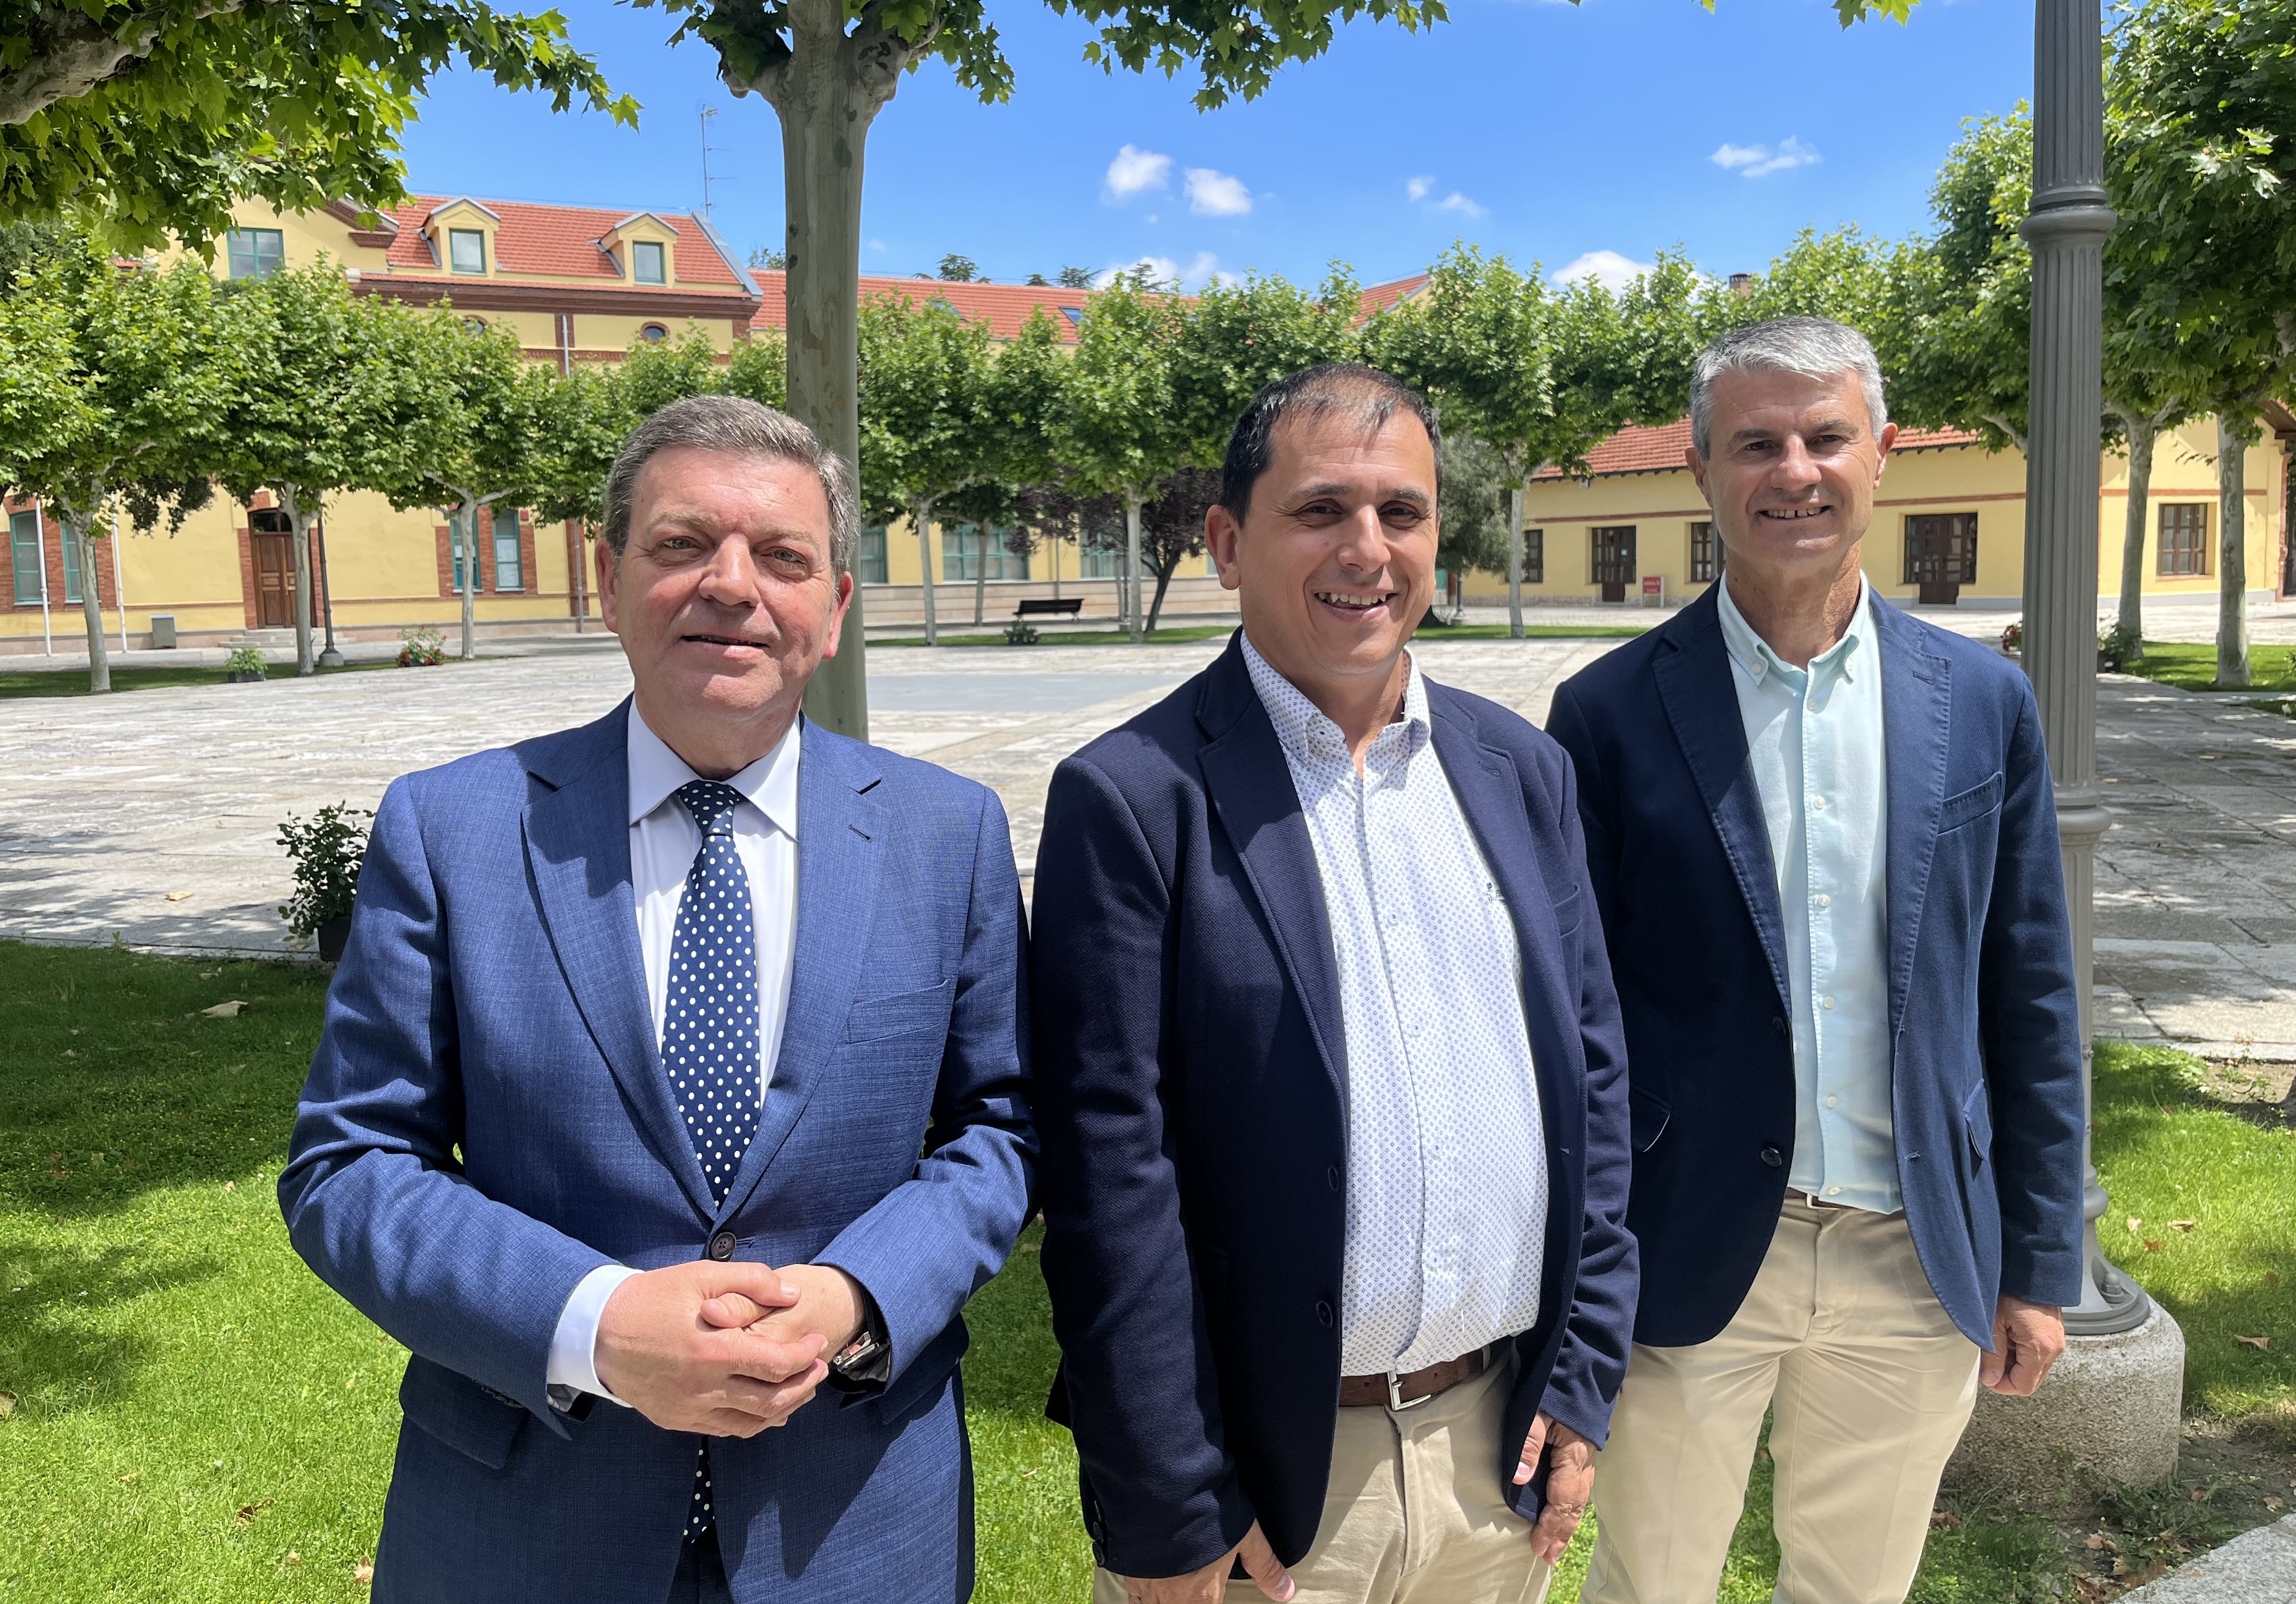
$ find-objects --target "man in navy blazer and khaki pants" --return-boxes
[280,396,1035,1602]
[1034,365,1637,1604]
[1549,318,2086,1604]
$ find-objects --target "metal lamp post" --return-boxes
[2021,0,2151,1337]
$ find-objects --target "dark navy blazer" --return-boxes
[278,705,1035,1604]
[1032,635,1636,1578]
[1546,586,2086,1351]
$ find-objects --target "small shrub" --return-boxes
[397,626,446,667]
[1004,620,1042,646]
[277,803,373,938]
[2099,622,2143,671]
[224,646,267,676]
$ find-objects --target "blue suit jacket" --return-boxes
[1546,586,2085,1351]
[278,704,1036,1604]
[1031,636,1636,1578]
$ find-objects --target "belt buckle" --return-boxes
[1386,1369,1430,1412]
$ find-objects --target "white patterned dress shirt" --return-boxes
[1716,576,1900,1213]
[1242,635,1550,1377]
[543,705,804,1402]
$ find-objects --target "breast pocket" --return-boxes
[1938,771,2005,836]
[840,978,956,1045]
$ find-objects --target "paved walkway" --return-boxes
[2121,1510,2296,1603]
[1,628,2289,1060]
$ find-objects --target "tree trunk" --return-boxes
[1124,493,1145,645]
[914,499,938,646]
[460,502,480,661]
[2112,408,2158,660]
[736,3,926,740]
[1145,561,1176,636]
[1506,481,1525,640]
[279,487,316,676]
[2218,417,2250,688]
[63,512,111,693]
[973,524,987,627]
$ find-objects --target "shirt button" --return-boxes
[1812,795,1828,811]
[1821,996,1836,1010]
[1760,1146,1784,1168]
[1315,1301,1335,1328]
[1816,893,1831,908]
[708,1231,738,1260]
[1825,1095,1839,1109]
[1826,1186,1842,1197]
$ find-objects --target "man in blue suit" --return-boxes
[1547,319,2085,1604]
[279,395,1035,1603]
[1034,365,1636,1604]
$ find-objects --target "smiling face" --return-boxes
[1687,366,1896,584]
[597,444,851,778]
[1206,402,1439,727]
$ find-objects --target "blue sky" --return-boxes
[396,0,2036,292]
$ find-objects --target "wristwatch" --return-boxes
[827,1293,892,1391]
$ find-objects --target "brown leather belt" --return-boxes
[1339,1346,1490,1412]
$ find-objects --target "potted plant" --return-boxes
[225,646,268,683]
[278,803,373,962]
[397,625,446,667]
[1998,620,2022,659]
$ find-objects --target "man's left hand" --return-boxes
[1514,1411,1595,1565]
[703,1263,867,1356]
[1983,1294,2065,1396]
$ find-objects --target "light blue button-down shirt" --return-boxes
[1716,576,1901,1214]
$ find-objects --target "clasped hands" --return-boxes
[1117,1411,1595,1601]
[592,1259,865,1437]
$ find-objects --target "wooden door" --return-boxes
[1904,513,1978,606]
[1592,526,1636,604]
[251,531,295,627]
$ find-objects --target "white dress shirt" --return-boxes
[544,705,805,1402]
[1716,576,1901,1213]
[1242,635,1550,1378]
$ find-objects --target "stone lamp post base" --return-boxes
[1948,1302,2186,1503]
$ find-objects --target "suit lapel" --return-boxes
[1874,599,1951,1040]
[716,723,886,1224]
[1651,593,1793,1014]
[524,703,716,1221]
[1194,640,1349,1117]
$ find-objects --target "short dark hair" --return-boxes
[1217,363,1443,522]
[602,394,859,576]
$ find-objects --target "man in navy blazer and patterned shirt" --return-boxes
[1549,319,2086,1604]
[1032,364,1637,1604]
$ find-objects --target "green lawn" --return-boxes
[874,620,1647,650]
[0,658,480,700]
[1,944,2284,1601]
[2116,641,2296,696]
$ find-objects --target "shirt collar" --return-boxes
[1239,631,1429,766]
[1715,572,1874,688]
[626,703,801,839]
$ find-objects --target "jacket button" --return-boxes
[1760,1146,1784,1168]
[708,1231,738,1260]
[1326,1166,1342,1192]
[1315,1301,1334,1328]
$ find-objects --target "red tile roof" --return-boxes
[751,271,1094,341]
[1533,417,1983,479]
[1356,274,1428,319]
[376,197,747,291]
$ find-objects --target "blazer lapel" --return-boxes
[524,703,715,1221]
[1194,639,1350,1117]
[1874,599,1952,1040]
[716,722,886,1224]
[1651,593,1793,1014]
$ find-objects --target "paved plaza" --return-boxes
[3,602,2291,1058]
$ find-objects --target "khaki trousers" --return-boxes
[1094,1353,1553,1604]
[1581,1198,1981,1604]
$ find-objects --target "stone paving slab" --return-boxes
[3,631,2292,1068]
[2120,1511,2296,1603]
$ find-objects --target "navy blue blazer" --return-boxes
[278,705,1035,1604]
[1546,586,2085,1351]
[1032,635,1636,1578]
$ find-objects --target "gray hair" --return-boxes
[1690,316,1888,458]
[602,394,859,577]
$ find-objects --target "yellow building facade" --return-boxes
[1477,416,2294,614]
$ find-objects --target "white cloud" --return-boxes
[1710,136,1822,178]
[866,238,887,252]
[1095,251,1227,291]
[1104,144,1172,202]
[1437,192,1487,219]
[1553,249,1656,291]
[1184,167,1252,217]
[1406,175,1434,202]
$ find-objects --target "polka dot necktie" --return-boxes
[665,779,763,1542]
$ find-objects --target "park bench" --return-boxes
[1013,597,1085,620]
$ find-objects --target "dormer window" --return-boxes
[449,229,486,274]
[633,240,666,284]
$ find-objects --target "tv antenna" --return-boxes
[699,106,732,218]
